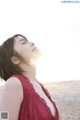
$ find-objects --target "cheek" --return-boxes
[15,45,33,60]
[22,45,32,52]
[16,46,29,54]
[20,47,33,59]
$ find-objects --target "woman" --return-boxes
[0,34,59,120]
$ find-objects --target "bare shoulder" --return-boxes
[4,76,23,101]
[5,76,23,89]
[0,76,23,120]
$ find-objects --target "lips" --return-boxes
[32,47,38,51]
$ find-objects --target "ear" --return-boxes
[11,56,20,65]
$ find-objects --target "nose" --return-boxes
[30,42,35,46]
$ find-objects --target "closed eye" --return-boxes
[19,38,28,45]
[21,41,27,44]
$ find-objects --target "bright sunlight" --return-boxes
[0,0,80,86]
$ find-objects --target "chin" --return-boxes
[31,51,42,62]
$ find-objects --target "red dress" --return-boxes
[11,74,59,120]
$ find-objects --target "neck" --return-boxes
[19,62,36,82]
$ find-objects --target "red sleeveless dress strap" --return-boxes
[11,74,59,120]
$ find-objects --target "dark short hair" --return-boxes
[0,34,28,81]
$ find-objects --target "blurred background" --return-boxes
[0,0,80,120]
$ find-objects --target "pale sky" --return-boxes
[0,0,80,85]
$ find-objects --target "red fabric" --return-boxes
[11,74,59,120]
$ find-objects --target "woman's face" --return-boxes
[13,36,41,63]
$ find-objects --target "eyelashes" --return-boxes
[21,41,27,45]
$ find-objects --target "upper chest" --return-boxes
[30,81,56,117]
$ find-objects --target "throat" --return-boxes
[20,62,37,82]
